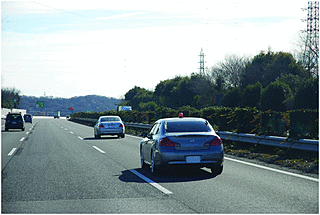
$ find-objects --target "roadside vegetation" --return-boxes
[1,87,21,109]
[120,49,318,113]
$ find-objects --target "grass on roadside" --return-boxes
[224,141,318,174]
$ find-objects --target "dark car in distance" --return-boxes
[24,114,32,123]
[5,113,25,131]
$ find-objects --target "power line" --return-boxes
[30,1,132,29]
[31,1,209,30]
[78,1,170,28]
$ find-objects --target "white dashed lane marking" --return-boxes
[8,148,17,156]
[92,146,105,153]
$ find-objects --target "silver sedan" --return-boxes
[94,116,125,139]
[140,117,224,175]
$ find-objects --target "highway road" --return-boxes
[1,117,319,213]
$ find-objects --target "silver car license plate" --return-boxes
[186,156,201,163]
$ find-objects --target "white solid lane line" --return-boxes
[129,169,173,195]
[8,148,17,156]
[225,157,319,182]
[92,146,105,154]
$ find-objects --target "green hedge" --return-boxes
[70,107,318,140]
[289,109,318,139]
[260,111,290,137]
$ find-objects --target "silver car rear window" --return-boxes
[101,117,120,122]
[166,121,211,133]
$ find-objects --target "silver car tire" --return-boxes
[210,164,223,175]
[94,130,97,138]
[140,148,148,169]
[118,133,125,138]
[96,131,101,139]
[151,151,159,175]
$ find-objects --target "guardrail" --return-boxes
[1,108,27,119]
[70,117,319,152]
[217,131,319,152]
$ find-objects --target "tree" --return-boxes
[292,32,318,78]
[189,73,215,107]
[278,74,304,95]
[124,86,153,110]
[294,77,319,110]
[124,86,142,101]
[241,50,306,88]
[154,76,196,109]
[214,75,227,93]
[221,87,242,107]
[139,101,158,111]
[208,54,250,88]
[260,80,292,111]
[1,87,21,109]
[242,82,262,108]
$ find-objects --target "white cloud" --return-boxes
[96,11,147,20]
[1,0,309,98]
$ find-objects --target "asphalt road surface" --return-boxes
[1,117,319,213]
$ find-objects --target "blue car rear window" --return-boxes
[166,121,211,132]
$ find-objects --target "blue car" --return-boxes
[140,117,224,175]
[24,114,32,123]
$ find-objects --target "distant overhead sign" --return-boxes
[118,106,132,111]
[36,101,44,108]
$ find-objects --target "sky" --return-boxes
[1,0,308,99]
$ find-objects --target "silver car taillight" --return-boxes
[204,136,222,146]
[159,137,181,147]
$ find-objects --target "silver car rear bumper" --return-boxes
[154,148,224,167]
[99,128,124,135]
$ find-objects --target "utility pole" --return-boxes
[198,48,206,75]
[302,1,319,77]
